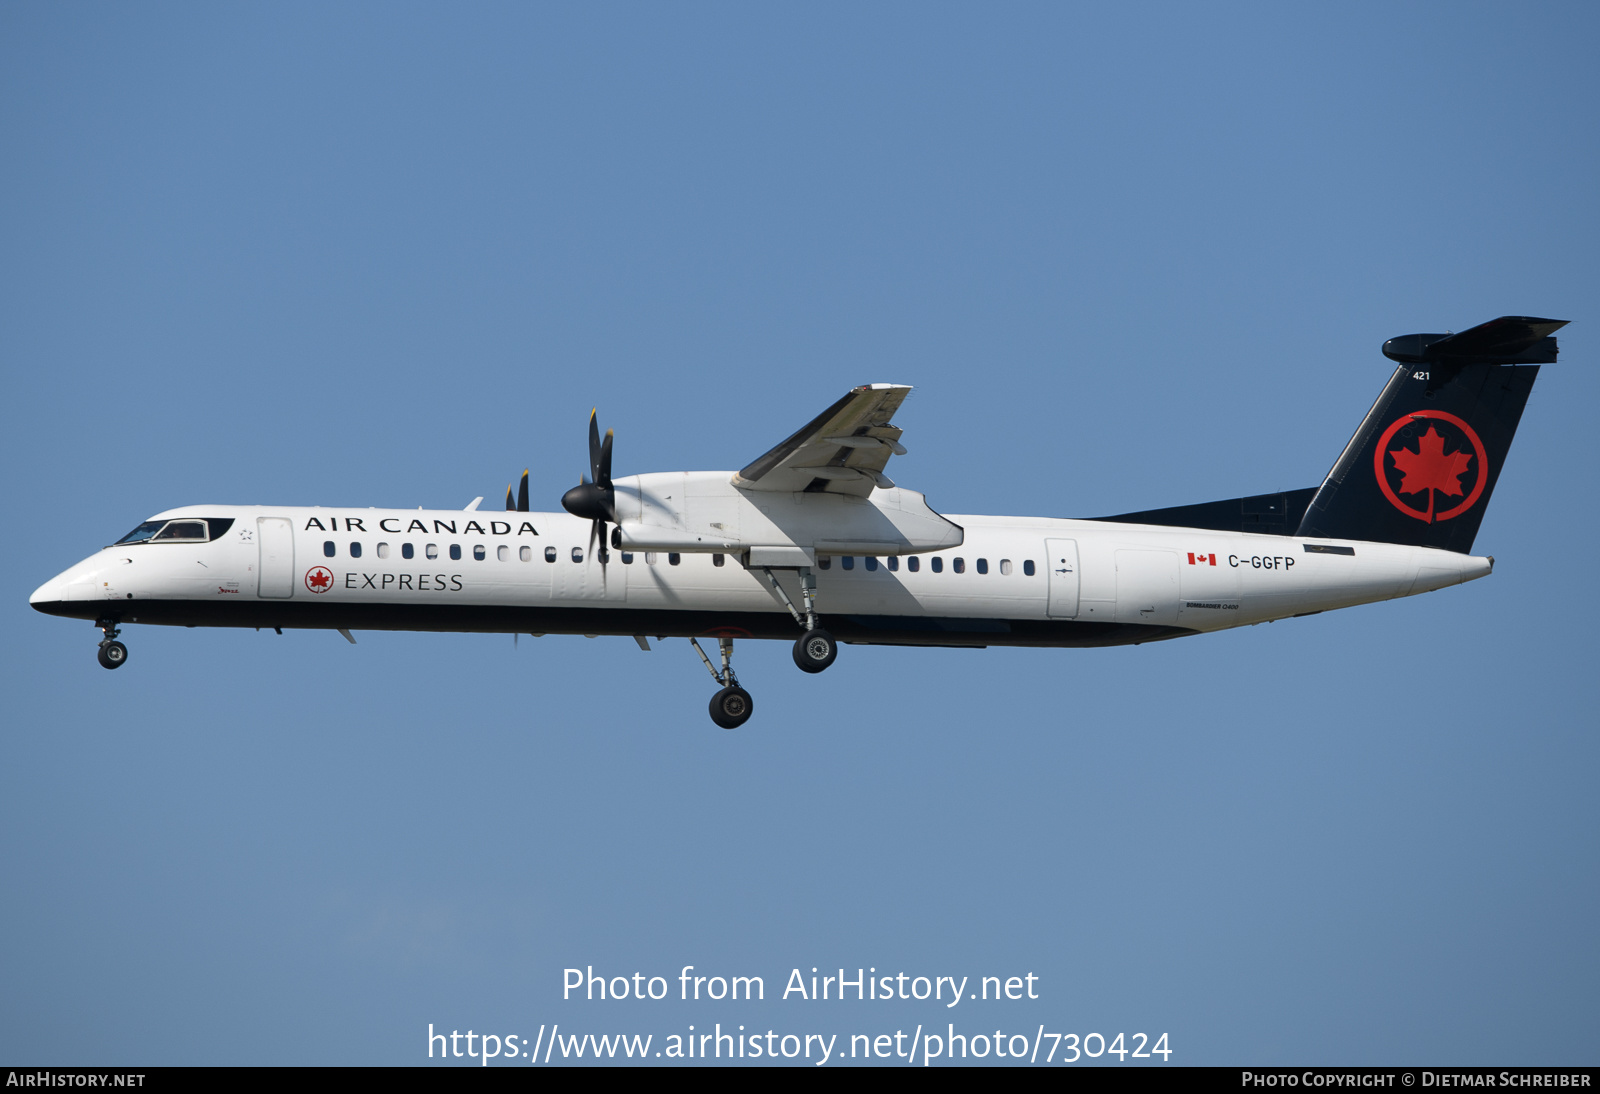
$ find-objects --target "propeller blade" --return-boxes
[517,469,529,513]
[563,410,620,525]
[505,483,515,511]
[598,429,614,486]
[588,410,602,484]
[599,429,617,519]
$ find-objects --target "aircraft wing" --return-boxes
[731,384,911,497]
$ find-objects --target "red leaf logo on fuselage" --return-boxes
[304,566,334,593]
[1372,410,1488,524]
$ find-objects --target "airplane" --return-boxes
[30,315,1566,728]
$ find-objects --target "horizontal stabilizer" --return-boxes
[1383,316,1567,366]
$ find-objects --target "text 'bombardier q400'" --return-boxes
[32,316,1566,728]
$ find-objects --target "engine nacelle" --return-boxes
[609,471,963,558]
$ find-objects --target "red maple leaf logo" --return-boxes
[1387,426,1474,523]
[305,567,333,592]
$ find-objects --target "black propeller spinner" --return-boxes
[560,410,616,559]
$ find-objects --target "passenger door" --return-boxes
[258,517,294,598]
[1044,538,1080,618]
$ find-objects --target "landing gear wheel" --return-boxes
[97,641,128,670]
[793,628,837,674]
[709,686,754,729]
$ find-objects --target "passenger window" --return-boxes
[598,547,610,564]
[350,542,363,558]
[818,557,831,570]
[426,543,439,560]
[519,546,532,562]
[545,546,557,562]
[864,557,878,572]
[668,553,681,566]
[449,544,461,561]
[887,556,899,571]
[1000,559,1013,575]
[153,521,207,541]
[931,557,943,573]
[842,557,855,571]
[323,541,336,558]
[497,545,510,561]
[572,547,583,563]
[976,558,987,574]
[645,552,657,565]
[377,542,390,559]
[907,556,919,572]
[621,552,634,564]
[402,543,414,560]
[712,553,724,567]
[953,557,965,573]
[1023,559,1035,576]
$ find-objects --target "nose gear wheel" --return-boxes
[95,616,126,670]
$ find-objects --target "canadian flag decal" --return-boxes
[1187,552,1217,566]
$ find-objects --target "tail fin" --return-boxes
[1296,316,1567,553]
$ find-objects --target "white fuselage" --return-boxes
[30,499,1491,648]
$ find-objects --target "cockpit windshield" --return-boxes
[153,520,208,541]
[113,517,234,545]
[115,521,169,545]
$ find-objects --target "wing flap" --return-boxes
[733,384,911,496]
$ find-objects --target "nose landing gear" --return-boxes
[95,617,127,670]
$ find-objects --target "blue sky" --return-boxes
[3,2,1597,1066]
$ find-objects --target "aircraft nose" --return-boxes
[30,572,70,611]
[30,557,105,613]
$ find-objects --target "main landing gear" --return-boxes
[792,628,837,673]
[95,617,127,670]
[689,565,843,729]
[761,566,838,675]
[690,636,754,729]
